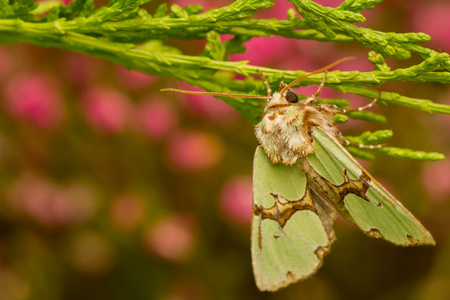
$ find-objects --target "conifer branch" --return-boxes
[0,0,448,161]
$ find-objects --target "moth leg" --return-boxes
[304,71,328,105]
[342,139,383,149]
[332,131,383,149]
[342,91,381,113]
[257,69,272,97]
[334,92,383,149]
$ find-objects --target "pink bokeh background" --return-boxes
[0,0,449,299]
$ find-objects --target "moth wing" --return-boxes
[312,188,336,243]
[252,146,335,292]
[303,127,435,246]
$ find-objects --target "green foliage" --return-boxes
[0,0,38,20]
[346,146,376,161]
[333,114,348,124]
[58,0,95,19]
[345,130,445,161]
[0,0,448,161]
[345,111,386,123]
[202,31,227,61]
[370,146,445,161]
[289,0,438,60]
[345,130,393,146]
[315,98,350,107]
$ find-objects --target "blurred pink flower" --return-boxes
[144,214,196,263]
[116,66,156,90]
[67,232,116,276]
[262,1,298,18]
[64,53,98,87]
[110,194,146,231]
[133,98,178,140]
[4,73,65,129]
[422,160,450,202]
[179,84,238,124]
[8,174,96,228]
[81,87,132,133]
[166,131,224,171]
[230,36,293,66]
[411,3,450,51]
[219,176,253,225]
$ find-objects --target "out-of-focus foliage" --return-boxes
[1,0,450,125]
[0,0,449,300]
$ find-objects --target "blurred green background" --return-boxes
[0,0,450,299]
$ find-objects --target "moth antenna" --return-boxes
[160,88,271,99]
[280,56,355,96]
[342,91,381,113]
[343,139,384,149]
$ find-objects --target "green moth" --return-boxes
[161,58,435,292]
[252,77,435,291]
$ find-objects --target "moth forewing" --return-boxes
[301,127,435,246]
[252,146,335,292]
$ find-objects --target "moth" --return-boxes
[161,58,435,292]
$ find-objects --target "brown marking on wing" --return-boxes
[257,219,261,249]
[368,228,383,239]
[363,171,395,207]
[286,271,295,281]
[253,186,317,229]
[407,234,416,244]
[337,169,370,202]
[314,246,327,260]
[300,158,382,223]
[306,166,371,205]
[303,128,397,208]
[359,171,395,207]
